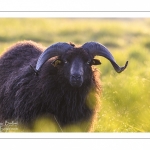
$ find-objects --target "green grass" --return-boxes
[0,18,150,132]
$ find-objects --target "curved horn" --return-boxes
[82,42,128,73]
[35,42,73,72]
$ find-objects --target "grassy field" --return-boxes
[0,18,150,132]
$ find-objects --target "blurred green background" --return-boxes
[0,18,150,132]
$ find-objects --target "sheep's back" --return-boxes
[0,40,43,80]
[0,41,43,70]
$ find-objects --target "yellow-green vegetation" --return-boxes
[0,18,150,132]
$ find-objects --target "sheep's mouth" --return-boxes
[70,80,83,88]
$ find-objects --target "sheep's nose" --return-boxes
[72,74,81,81]
[70,74,83,87]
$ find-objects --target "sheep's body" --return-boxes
[0,41,101,131]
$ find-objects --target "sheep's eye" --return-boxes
[87,61,91,65]
[64,60,68,64]
[87,59,101,65]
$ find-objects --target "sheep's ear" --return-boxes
[91,59,101,65]
[51,59,62,67]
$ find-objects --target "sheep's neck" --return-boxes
[51,83,94,126]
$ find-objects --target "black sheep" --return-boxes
[0,41,128,132]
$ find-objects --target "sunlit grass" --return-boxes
[0,18,150,132]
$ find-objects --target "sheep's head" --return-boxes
[53,48,101,87]
[34,42,128,87]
